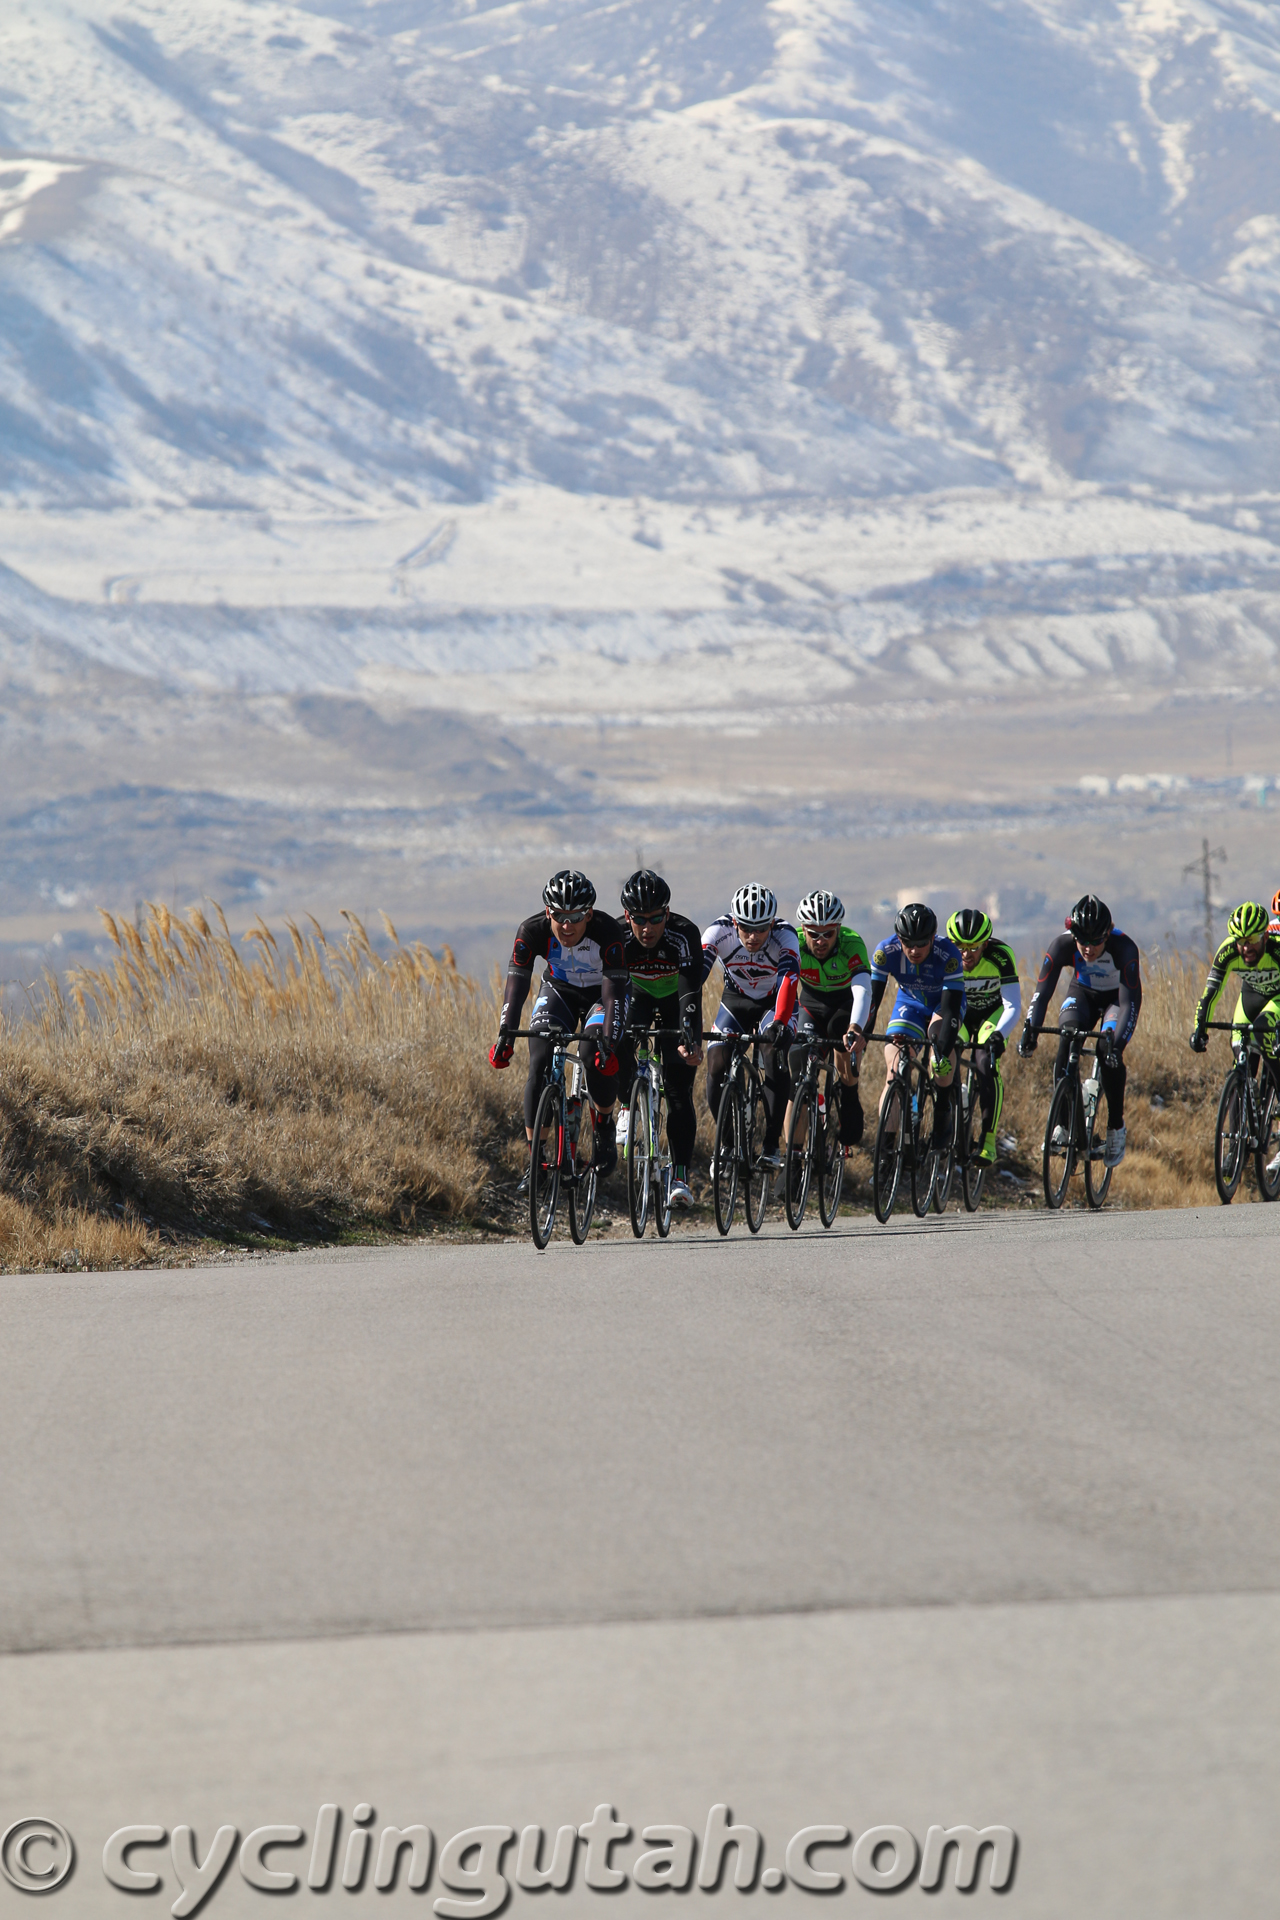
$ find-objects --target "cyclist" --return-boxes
[490,869,629,1183]
[946,906,1021,1164]
[1018,895,1140,1168]
[785,890,872,1166]
[702,884,801,1173]
[1189,902,1280,1091]
[865,903,965,1151]
[616,869,704,1209]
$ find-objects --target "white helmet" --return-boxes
[797,889,844,929]
[731,882,777,928]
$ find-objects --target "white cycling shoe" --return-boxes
[1104,1126,1127,1168]
[1050,1124,1069,1149]
[668,1174,694,1209]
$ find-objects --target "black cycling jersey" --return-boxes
[623,910,703,1041]
[500,909,628,1042]
[1026,929,1142,1047]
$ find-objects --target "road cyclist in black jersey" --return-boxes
[701,883,801,1177]
[489,869,629,1189]
[615,868,704,1210]
[1018,894,1141,1169]
[946,906,1021,1166]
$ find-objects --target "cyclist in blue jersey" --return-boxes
[862,902,966,1148]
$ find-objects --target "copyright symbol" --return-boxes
[0,1819,75,1893]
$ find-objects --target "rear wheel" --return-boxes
[1256,1073,1280,1202]
[529,1081,561,1250]
[784,1083,814,1230]
[873,1079,907,1223]
[627,1075,651,1239]
[1042,1076,1077,1209]
[713,1078,740,1236]
[1083,1074,1113,1209]
[567,1101,597,1244]
[960,1066,986,1212]
[910,1072,939,1217]
[818,1073,845,1229]
[744,1077,771,1234]
[1214,1069,1247,1204]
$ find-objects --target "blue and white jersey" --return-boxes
[871,933,967,1015]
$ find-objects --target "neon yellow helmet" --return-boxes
[947,906,992,947]
[1227,901,1269,942]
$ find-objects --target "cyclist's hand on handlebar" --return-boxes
[1017,1025,1037,1058]
[987,1031,1005,1061]
[844,1024,866,1062]
[489,1033,515,1070]
[596,1044,620,1076]
[1189,1025,1209,1053]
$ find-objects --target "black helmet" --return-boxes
[543,869,596,914]
[947,906,993,947]
[895,902,937,944]
[1068,894,1112,943]
[621,869,670,915]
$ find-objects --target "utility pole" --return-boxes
[1183,839,1226,958]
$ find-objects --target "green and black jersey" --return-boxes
[623,909,703,1035]
[958,938,1021,1041]
[1195,933,1280,1027]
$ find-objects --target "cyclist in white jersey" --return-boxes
[701,882,801,1171]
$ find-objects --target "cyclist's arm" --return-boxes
[934,987,962,1057]
[1113,935,1142,1046]
[499,916,550,1030]
[771,932,800,1027]
[1194,940,1235,1029]
[865,961,892,1036]
[1025,935,1069,1032]
[849,972,873,1031]
[993,945,1021,1041]
[599,922,629,1047]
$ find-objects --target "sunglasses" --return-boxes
[628,910,667,927]
[550,909,589,926]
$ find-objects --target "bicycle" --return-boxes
[940,1041,992,1214]
[711,1030,776,1236]
[783,1036,847,1230]
[625,1024,674,1239]
[1038,1026,1111,1210]
[511,1027,601,1250]
[1206,1019,1280,1204]
[871,1033,949,1223]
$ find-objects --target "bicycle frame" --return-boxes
[711,1029,774,1236]
[509,1026,599,1249]
[784,1036,847,1230]
[870,1030,949,1222]
[1205,1019,1280,1204]
[1037,1025,1111,1210]
[626,1024,674,1238]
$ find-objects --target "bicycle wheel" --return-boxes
[1042,1076,1077,1209]
[529,1081,561,1250]
[1214,1068,1247,1204]
[652,1081,673,1237]
[784,1084,814,1230]
[932,1080,956,1214]
[744,1075,771,1234]
[818,1072,845,1228]
[1256,1073,1280,1202]
[1083,1077,1113,1209]
[960,1066,986,1212]
[713,1078,740,1236]
[627,1075,651,1239]
[567,1100,597,1243]
[873,1078,907,1223]
[911,1072,939,1217]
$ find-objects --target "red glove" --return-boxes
[489,1034,515,1070]
[596,1046,620,1076]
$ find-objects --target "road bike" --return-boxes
[783,1035,847,1230]
[1206,1019,1280,1204]
[1039,1026,1111,1210]
[512,1027,601,1250]
[871,1033,950,1222]
[625,1023,675,1238]
[711,1030,776,1236]
[939,1041,993,1214]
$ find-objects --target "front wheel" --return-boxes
[627,1075,651,1238]
[873,1078,906,1223]
[1257,1074,1280,1202]
[567,1100,597,1243]
[1043,1076,1077,1209]
[744,1076,771,1234]
[784,1084,815,1231]
[818,1073,845,1229]
[960,1067,986,1212]
[1214,1069,1247,1204]
[713,1078,740,1236]
[1083,1075,1113,1209]
[529,1081,561,1250]
[910,1072,939,1217]
[932,1079,957,1214]
[652,1080,673,1237]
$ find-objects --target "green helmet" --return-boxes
[1227,901,1269,942]
[947,906,992,947]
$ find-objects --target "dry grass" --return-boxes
[0,915,1268,1272]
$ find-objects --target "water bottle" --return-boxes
[616,1111,630,1159]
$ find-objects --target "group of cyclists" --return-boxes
[488,866,1280,1208]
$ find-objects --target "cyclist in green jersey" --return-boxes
[1190,901,1280,1092]
[784,889,872,1166]
[946,907,1022,1164]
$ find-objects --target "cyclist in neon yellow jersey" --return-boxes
[783,889,872,1165]
[1190,901,1280,1093]
[946,907,1021,1165]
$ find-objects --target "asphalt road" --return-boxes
[2,1207,1278,1919]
